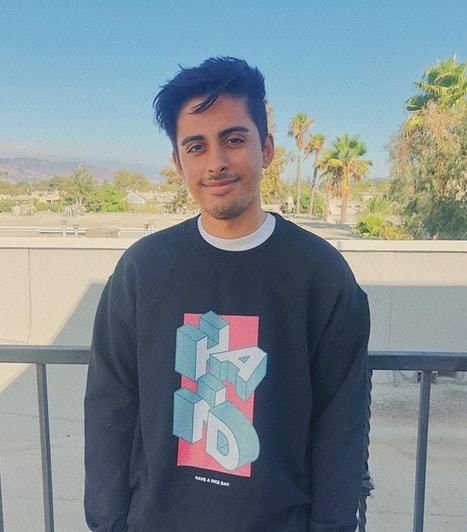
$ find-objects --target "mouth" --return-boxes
[204,177,239,186]
[202,177,240,193]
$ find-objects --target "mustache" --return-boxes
[203,173,239,183]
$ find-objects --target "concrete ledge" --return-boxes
[332,239,467,253]
[0,237,138,250]
[0,236,466,253]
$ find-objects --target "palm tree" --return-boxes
[288,113,313,215]
[304,133,326,216]
[320,134,372,224]
[266,102,277,135]
[405,57,466,129]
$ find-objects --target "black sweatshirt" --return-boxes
[84,213,370,532]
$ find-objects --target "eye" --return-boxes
[226,136,245,146]
[186,143,205,154]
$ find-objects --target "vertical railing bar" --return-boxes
[358,369,374,532]
[36,364,55,532]
[0,465,4,532]
[413,370,432,532]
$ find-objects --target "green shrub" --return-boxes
[289,185,325,217]
[365,196,393,215]
[310,193,325,217]
[355,213,408,240]
[34,201,62,212]
[0,199,15,213]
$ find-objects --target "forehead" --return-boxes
[176,95,255,138]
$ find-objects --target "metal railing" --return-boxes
[360,352,467,532]
[0,346,466,532]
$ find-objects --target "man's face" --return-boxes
[173,94,274,224]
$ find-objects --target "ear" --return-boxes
[262,134,275,168]
[172,150,184,178]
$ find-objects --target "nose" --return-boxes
[206,145,228,175]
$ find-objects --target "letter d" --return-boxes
[205,402,259,471]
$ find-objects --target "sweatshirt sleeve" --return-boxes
[84,256,138,532]
[308,271,370,532]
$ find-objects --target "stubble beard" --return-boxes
[198,174,260,221]
[204,188,261,221]
[202,198,250,220]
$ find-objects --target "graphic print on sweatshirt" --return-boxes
[172,311,268,478]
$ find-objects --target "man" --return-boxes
[84,57,370,532]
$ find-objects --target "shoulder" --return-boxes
[109,217,194,288]
[274,214,352,281]
[115,216,201,275]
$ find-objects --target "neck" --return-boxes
[200,206,266,239]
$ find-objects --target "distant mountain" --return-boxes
[0,157,162,183]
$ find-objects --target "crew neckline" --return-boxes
[197,213,276,251]
[183,212,285,260]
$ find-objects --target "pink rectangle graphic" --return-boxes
[177,313,259,477]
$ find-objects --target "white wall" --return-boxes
[0,238,466,352]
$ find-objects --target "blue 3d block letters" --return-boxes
[173,311,267,471]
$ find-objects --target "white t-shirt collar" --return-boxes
[197,213,276,251]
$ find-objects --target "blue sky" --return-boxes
[1,0,465,180]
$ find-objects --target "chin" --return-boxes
[203,195,259,220]
[205,204,247,220]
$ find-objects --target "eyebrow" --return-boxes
[180,126,250,147]
[219,126,250,138]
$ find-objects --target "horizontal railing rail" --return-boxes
[2,346,466,370]
[0,346,466,532]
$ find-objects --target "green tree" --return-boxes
[159,164,183,191]
[73,183,125,213]
[389,103,466,238]
[158,164,197,213]
[304,133,326,216]
[102,185,125,212]
[47,167,97,210]
[266,102,276,135]
[406,57,466,130]
[165,186,198,214]
[261,145,290,205]
[113,169,152,193]
[259,103,289,205]
[48,175,68,193]
[65,167,97,210]
[320,134,372,224]
[288,112,313,215]
[83,188,104,212]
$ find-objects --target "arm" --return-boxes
[309,275,370,532]
[84,258,138,531]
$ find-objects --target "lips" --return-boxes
[203,177,239,187]
[202,177,240,194]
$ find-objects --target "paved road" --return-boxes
[0,366,466,531]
